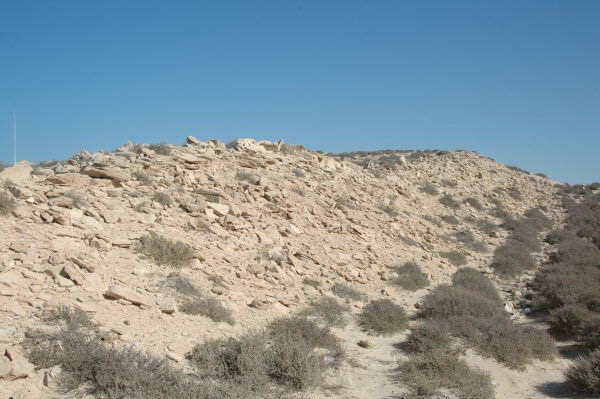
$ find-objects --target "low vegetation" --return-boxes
[464,197,484,210]
[136,233,195,267]
[413,269,556,370]
[180,297,235,325]
[299,296,350,327]
[331,283,363,301]
[439,194,460,209]
[148,142,171,155]
[420,182,440,196]
[153,191,172,206]
[389,261,429,291]
[565,349,600,394]
[439,251,467,266]
[0,190,16,216]
[358,299,408,335]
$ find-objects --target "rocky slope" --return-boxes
[0,137,562,398]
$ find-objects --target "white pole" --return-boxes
[12,112,16,165]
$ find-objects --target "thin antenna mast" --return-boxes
[12,112,16,165]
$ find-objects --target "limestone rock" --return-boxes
[105,285,152,306]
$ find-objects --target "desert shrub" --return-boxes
[453,230,488,252]
[398,350,495,399]
[441,214,460,225]
[533,263,600,311]
[64,191,89,209]
[133,170,153,185]
[545,229,575,245]
[136,233,195,267]
[464,197,484,210]
[451,268,500,301]
[153,191,172,206]
[191,333,270,392]
[441,179,458,188]
[507,165,530,174]
[565,349,600,394]
[420,183,439,196]
[509,223,541,252]
[405,320,453,354]
[236,171,259,184]
[491,241,536,278]
[389,262,429,291]
[507,186,523,200]
[180,297,235,325]
[358,299,408,335]
[299,297,350,327]
[524,208,553,231]
[331,283,363,301]
[0,190,16,216]
[477,219,499,235]
[440,194,460,209]
[419,286,504,320]
[270,316,343,357]
[547,304,597,338]
[567,193,600,247]
[165,275,203,298]
[148,142,171,155]
[26,308,222,399]
[439,251,467,266]
[302,278,321,288]
[292,168,306,178]
[466,318,556,369]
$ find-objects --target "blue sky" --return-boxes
[0,1,598,183]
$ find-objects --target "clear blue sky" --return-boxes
[1,1,598,183]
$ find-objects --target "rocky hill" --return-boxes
[0,137,567,398]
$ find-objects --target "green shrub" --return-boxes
[491,241,536,278]
[389,262,429,291]
[399,351,495,399]
[180,297,235,325]
[299,297,350,327]
[565,349,600,394]
[136,233,195,267]
[0,190,16,216]
[358,299,408,335]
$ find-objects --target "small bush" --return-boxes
[331,283,363,301]
[509,223,541,252]
[453,230,488,253]
[441,214,461,225]
[439,251,467,266]
[565,349,600,394]
[153,191,172,206]
[406,320,453,354]
[389,262,429,291]
[420,182,440,196]
[419,285,504,320]
[26,308,221,399]
[464,197,484,210]
[133,170,153,185]
[164,275,202,298]
[399,351,495,399]
[302,278,321,288]
[180,297,235,325]
[491,241,536,278]
[148,143,171,155]
[136,233,195,267]
[477,219,499,235]
[524,208,553,231]
[440,194,461,209]
[0,190,16,216]
[300,297,350,327]
[292,168,306,178]
[236,171,259,184]
[452,268,500,301]
[358,299,408,335]
[191,333,270,392]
